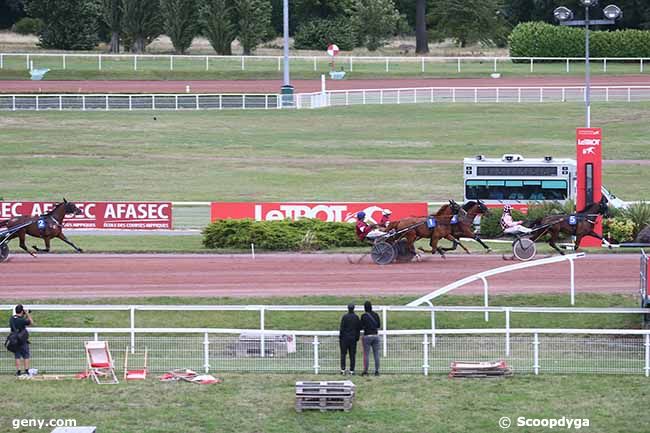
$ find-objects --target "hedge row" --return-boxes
[509,22,650,58]
[203,219,365,251]
[293,18,357,51]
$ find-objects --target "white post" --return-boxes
[603,58,607,73]
[313,336,319,374]
[82,95,86,111]
[0,54,3,69]
[362,90,366,105]
[94,332,99,341]
[170,56,173,71]
[570,257,576,305]
[58,95,62,111]
[241,56,245,71]
[382,307,387,357]
[474,88,478,103]
[481,276,489,321]
[99,54,102,71]
[530,58,534,73]
[421,57,425,73]
[645,334,649,377]
[278,57,281,72]
[203,332,210,373]
[129,95,132,111]
[26,54,30,69]
[219,94,222,110]
[35,95,39,111]
[606,87,609,102]
[12,95,16,111]
[493,57,497,72]
[195,94,199,110]
[134,55,137,71]
[518,88,521,103]
[533,333,539,375]
[175,95,178,110]
[627,87,631,102]
[397,89,400,105]
[130,307,135,354]
[452,88,456,103]
[251,243,255,259]
[430,310,436,347]
[496,88,499,103]
[152,95,156,110]
[641,59,644,73]
[430,88,434,103]
[540,88,544,103]
[566,58,570,73]
[380,89,384,105]
[260,308,265,358]
[243,95,246,110]
[313,57,317,71]
[422,334,429,376]
[105,95,109,111]
[562,87,566,102]
[63,54,66,70]
[505,308,511,356]
[349,57,353,72]
[385,58,389,72]
[265,94,269,109]
[205,56,209,71]
[457,58,461,73]
[345,91,349,106]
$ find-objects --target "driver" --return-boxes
[379,209,392,227]
[355,212,385,242]
[500,204,532,235]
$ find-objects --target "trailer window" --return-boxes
[465,180,568,201]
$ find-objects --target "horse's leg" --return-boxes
[474,235,492,252]
[17,230,36,257]
[583,230,611,249]
[57,232,84,253]
[33,236,51,252]
[446,234,470,254]
[548,231,565,255]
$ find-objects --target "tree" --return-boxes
[102,0,122,53]
[0,0,26,29]
[351,0,400,51]
[161,0,198,54]
[26,0,101,50]
[233,0,272,55]
[428,0,504,47]
[122,0,162,53]
[415,0,428,53]
[201,0,236,54]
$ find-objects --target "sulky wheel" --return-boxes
[512,238,536,261]
[0,243,9,263]
[371,241,397,265]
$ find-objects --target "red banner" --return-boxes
[210,202,429,223]
[0,202,172,230]
[576,127,603,246]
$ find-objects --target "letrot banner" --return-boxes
[210,202,429,223]
[0,202,172,229]
[576,127,603,246]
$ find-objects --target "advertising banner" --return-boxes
[210,202,429,224]
[576,127,603,246]
[0,202,172,229]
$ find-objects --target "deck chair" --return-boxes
[84,341,119,384]
[124,346,148,381]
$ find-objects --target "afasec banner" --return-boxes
[210,202,428,223]
[0,202,172,229]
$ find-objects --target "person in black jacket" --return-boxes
[360,300,381,376]
[339,303,361,375]
[10,304,33,376]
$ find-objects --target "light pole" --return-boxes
[553,1,622,127]
[281,0,294,106]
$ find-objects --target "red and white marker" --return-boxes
[327,44,340,57]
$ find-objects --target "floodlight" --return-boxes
[553,6,574,21]
[603,4,622,20]
[580,0,598,7]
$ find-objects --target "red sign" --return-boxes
[576,127,603,246]
[210,202,428,224]
[485,203,529,214]
[0,202,172,230]
[327,44,340,57]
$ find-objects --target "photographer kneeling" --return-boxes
[9,305,33,376]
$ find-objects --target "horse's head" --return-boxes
[598,196,611,218]
[63,200,83,216]
[448,200,461,214]
[476,199,490,215]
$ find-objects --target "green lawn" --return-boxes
[2,104,649,202]
[2,374,648,433]
[1,52,648,81]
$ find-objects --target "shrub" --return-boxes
[479,209,526,238]
[203,219,366,251]
[13,17,43,35]
[620,202,650,239]
[293,18,356,51]
[603,218,635,243]
[509,22,650,58]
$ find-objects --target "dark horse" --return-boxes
[0,199,84,255]
[385,200,466,258]
[530,196,611,255]
[440,200,492,253]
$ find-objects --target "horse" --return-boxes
[1,199,84,256]
[384,200,466,258]
[440,200,492,253]
[530,196,611,255]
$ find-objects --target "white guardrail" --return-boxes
[1,53,650,74]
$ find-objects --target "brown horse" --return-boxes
[530,197,611,255]
[1,199,84,255]
[385,200,466,258]
[440,200,492,253]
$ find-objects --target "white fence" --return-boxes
[297,86,650,109]
[0,93,281,111]
[1,326,649,376]
[2,53,650,74]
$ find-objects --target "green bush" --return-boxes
[509,22,650,58]
[620,202,650,238]
[603,217,635,243]
[293,18,356,51]
[479,209,526,238]
[203,218,366,251]
[13,17,44,35]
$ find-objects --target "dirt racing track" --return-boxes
[0,253,638,299]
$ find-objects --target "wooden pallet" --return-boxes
[295,381,355,412]
[449,360,513,378]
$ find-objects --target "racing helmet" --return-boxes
[382,209,392,216]
[356,211,366,220]
[503,204,512,213]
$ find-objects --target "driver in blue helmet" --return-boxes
[355,211,385,241]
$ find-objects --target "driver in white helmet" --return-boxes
[500,204,532,235]
[379,209,392,227]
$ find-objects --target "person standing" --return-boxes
[339,303,361,375]
[360,300,381,376]
[10,304,33,376]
